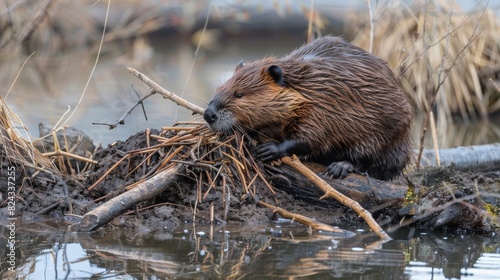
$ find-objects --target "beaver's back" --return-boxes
[277,36,413,179]
[204,36,413,180]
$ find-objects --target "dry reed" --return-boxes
[348,0,500,120]
[0,0,166,55]
[0,96,56,173]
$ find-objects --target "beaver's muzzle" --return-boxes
[204,102,218,124]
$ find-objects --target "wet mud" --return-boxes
[1,130,499,234]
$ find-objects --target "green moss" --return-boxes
[484,203,499,217]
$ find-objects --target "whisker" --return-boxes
[235,125,252,140]
[236,123,269,139]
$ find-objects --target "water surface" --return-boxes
[1,222,499,279]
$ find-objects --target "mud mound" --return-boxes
[1,127,499,234]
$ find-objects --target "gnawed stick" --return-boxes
[127,67,204,115]
[258,201,354,237]
[77,164,184,232]
[281,155,391,240]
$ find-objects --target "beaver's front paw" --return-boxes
[254,142,286,162]
[326,161,355,179]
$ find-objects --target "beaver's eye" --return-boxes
[234,91,243,98]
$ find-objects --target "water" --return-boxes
[1,222,499,279]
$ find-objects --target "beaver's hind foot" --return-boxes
[326,161,355,179]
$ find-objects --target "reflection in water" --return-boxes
[413,112,500,149]
[1,222,499,279]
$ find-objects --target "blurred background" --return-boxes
[0,0,499,148]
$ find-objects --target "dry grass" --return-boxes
[349,0,500,120]
[0,96,56,173]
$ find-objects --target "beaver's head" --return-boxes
[204,59,309,135]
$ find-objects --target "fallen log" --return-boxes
[76,164,184,232]
[417,144,500,172]
[269,161,500,232]
[269,162,407,212]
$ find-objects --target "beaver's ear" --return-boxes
[235,60,244,72]
[267,65,285,86]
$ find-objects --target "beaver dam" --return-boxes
[1,68,499,239]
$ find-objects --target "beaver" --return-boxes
[204,36,413,180]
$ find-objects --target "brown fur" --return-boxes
[205,36,413,180]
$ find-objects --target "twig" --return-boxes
[155,145,185,173]
[366,0,374,53]
[36,200,63,215]
[176,3,211,120]
[92,87,155,129]
[42,150,97,165]
[307,0,315,43]
[429,111,440,166]
[281,155,391,240]
[88,154,130,191]
[55,0,110,132]
[145,128,151,166]
[258,201,349,234]
[5,52,36,100]
[127,67,205,115]
[134,85,149,121]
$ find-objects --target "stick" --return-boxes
[87,154,130,191]
[42,150,98,165]
[77,164,184,232]
[258,201,352,235]
[92,87,155,129]
[127,67,205,115]
[281,155,391,240]
[429,111,440,167]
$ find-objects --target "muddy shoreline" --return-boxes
[1,127,499,235]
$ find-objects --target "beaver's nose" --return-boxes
[204,103,218,124]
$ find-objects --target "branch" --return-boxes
[281,156,391,240]
[77,164,184,232]
[127,67,205,115]
[258,201,353,236]
[92,86,155,130]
